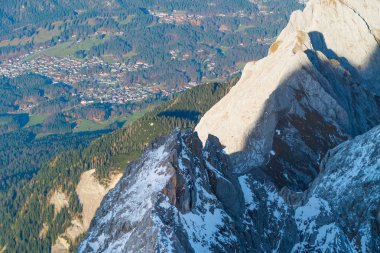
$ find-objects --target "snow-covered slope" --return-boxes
[79,126,380,252]
[196,0,380,190]
[78,130,244,252]
[78,130,298,252]
[293,125,380,252]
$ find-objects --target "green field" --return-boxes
[0,26,62,48]
[236,24,256,33]
[44,35,109,58]
[35,132,54,139]
[20,106,153,134]
[33,27,62,44]
[24,115,48,128]
[116,15,135,25]
[73,119,108,132]
[74,106,152,133]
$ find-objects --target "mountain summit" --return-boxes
[79,0,380,252]
[196,0,380,190]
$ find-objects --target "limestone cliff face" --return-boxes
[52,170,122,253]
[195,0,380,190]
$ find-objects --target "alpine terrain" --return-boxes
[79,0,380,252]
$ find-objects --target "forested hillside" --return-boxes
[0,76,239,252]
[0,0,302,87]
[0,72,168,193]
[0,0,257,32]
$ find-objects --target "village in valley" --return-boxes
[0,49,194,105]
[0,2,285,108]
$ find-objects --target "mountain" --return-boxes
[78,129,297,252]
[78,130,241,252]
[79,0,380,252]
[293,124,380,251]
[78,124,380,252]
[196,0,380,191]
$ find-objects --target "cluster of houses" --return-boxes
[0,52,195,105]
[79,83,188,105]
[0,54,151,84]
[148,9,275,25]
[148,10,203,25]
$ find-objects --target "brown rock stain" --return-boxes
[269,41,282,54]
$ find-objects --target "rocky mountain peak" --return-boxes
[195,0,380,190]
[78,130,247,252]
[79,126,380,252]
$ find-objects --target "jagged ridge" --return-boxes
[79,126,380,252]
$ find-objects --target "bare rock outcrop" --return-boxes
[195,0,380,190]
